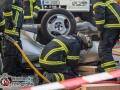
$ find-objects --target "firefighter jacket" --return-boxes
[1,0,24,36]
[0,8,5,32]
[24,0,41,20]
[39,35,81,70]
[93,0,120,31]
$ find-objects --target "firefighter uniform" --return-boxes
[38,33,92,82]
[24,0,41,24]
[93,0,120,72]
[1,0,24,76]
[0,8,5,32]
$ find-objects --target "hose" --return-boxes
[13,41,51,83]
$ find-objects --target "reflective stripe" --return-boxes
[4,28,19,36]
[12,5,24,13]
[24,0,33,19]
[53,73,60,81]
[39,59,66,65]
[102,61,116,67]
[14,11,19,27]
[104,67,117,72]
[0,20,5,26]
[3,11,13,16]
[59,73,65,80]
[96,20,105,24]
[34,6,41,11]
[106,1,120,23]
[52,39,68,54]
[44,47,64,60]
[67,55,79,60]
[93,2,105,9]
[12,0,15,4]
[105,24,120,28]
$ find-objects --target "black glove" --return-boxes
[5,18,16,30]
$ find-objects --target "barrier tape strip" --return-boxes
[20,70,120,90]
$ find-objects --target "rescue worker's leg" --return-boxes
[40,65,77,83]
[98,28,120,72]
[15,37,22,76]
[2,37,17,76]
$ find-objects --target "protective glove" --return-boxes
[33,12,38,18]
[5,18,16,30]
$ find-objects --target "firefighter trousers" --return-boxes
[2,36,22,76]
[98,28,120,72]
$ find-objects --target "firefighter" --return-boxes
[1,0,24,76]
[92,0,120,73]
[35,32,92,83]
[23,0,41,24]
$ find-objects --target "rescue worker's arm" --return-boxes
[93,2,105,31]
[1,0,15,30]
[66,44,80,69]
[0,8,5,32]
[34,0,41,14]
[32,0,41,18]
[1,0,13,20]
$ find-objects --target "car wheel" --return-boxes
[41,8,76,41]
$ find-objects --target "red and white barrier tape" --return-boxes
[20,70,120,90]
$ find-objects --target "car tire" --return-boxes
[41,8,76,41]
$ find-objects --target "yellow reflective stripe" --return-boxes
[93,2,105,9]
[39,59,66,65]
[12,0,15,4]
[59,73,64,80]
[102,61,116,67]
[52,39,68,54]
[24,16,33,19]
[0,20,5,26]
[105,24,120,28]
[104,67,117,72]
[12,5,24,13]
[34,6,41,11]
[44,47,64,60]
[53,73,60,81]
[3,12,13,16]
[4,28,19,36]
[106,1,120,23]
[24,0,33,19]
[95,20,105,24]
[30,0,33,17]
[14,11,19,27]
[67,55,79,60]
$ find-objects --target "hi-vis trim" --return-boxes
[39,59,66,65]
[67,55,79,60]
[101,61,116,67]
[34,6,41,11]
[59,73,65,80]
[43,47,64,60]
[4,28,19,36]
[104,67,117,72]
[53,73,60,81]
[3,12,13,16]
[93,2,105,9]
[52,39,68,54]
[12,5,24,13]
[0,20,5,26]
[96,20,105,24]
